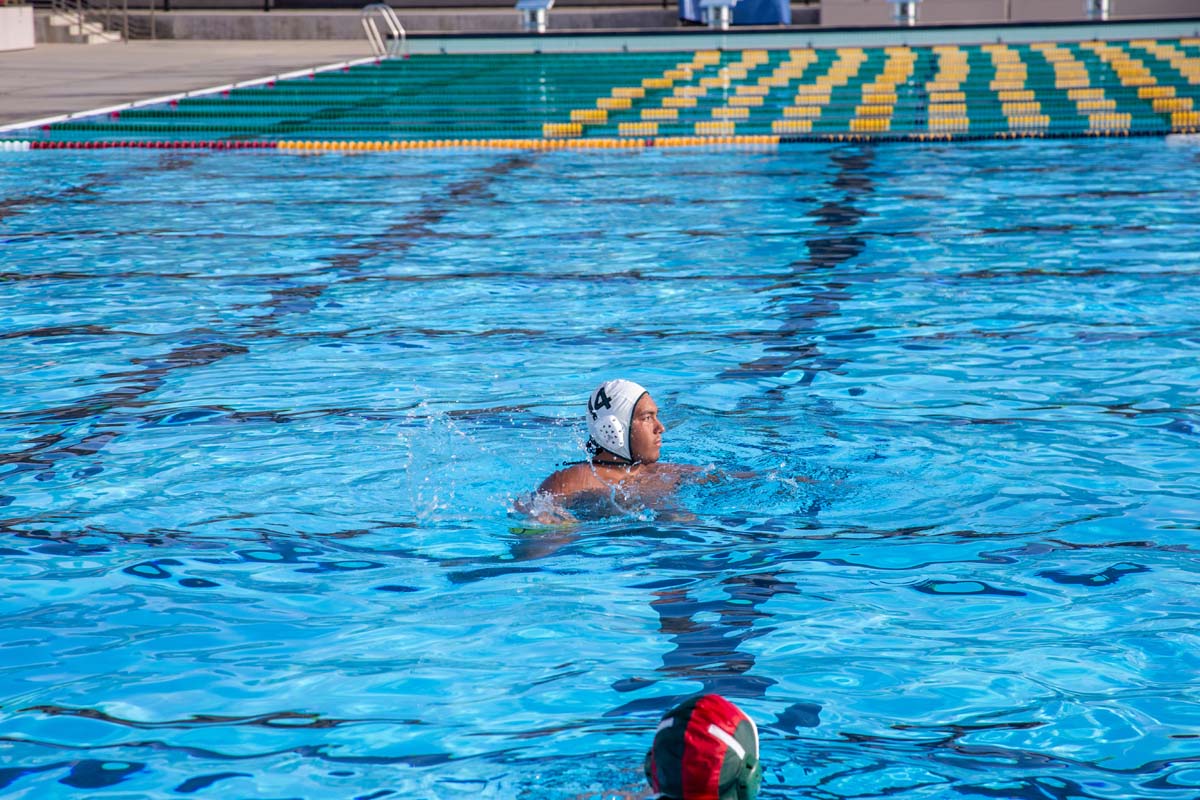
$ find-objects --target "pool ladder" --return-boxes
[361,3,407,58]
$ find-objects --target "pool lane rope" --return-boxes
[3,127,1195,153]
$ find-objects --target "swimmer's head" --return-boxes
[586,379,663,464]
[644,694,762,800]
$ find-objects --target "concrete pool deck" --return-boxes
[0,41,373,127]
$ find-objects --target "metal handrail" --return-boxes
[47,0,128,41]
[361,3,406,59]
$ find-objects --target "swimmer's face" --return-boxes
[629,394,665,464]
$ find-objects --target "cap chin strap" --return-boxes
[587,439,638,468]
[593,456,637,468]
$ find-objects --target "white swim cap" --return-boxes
[586,379,648,462]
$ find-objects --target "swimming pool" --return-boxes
[1,137,1198,798]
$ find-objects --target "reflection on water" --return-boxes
[0,139,1198,798]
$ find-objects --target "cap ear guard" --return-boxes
[734,710,763,796]
[737,752,762,800]
[737,710,761,800]
[589,414,628,459]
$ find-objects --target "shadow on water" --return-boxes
[606,566,824,734]
[720,148,877,391]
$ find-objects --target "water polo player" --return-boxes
[522,379,699,524]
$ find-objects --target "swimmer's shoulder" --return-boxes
[658,462,703,475]
[640,462,704,481]
[537,462,604,497]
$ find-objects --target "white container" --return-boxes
[0,6,35,52]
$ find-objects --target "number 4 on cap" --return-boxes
[589,387,613,419]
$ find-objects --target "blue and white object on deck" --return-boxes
[699,0,738,29]
[515,0,554,34]
[679,0,789,27]
[886,0,921,26]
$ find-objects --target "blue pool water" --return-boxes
[1,138,1199,799]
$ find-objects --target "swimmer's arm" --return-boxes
[513,469,588,525]
[514,490,578,525]
[532,502,579,526]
